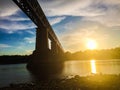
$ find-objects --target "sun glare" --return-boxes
[90,60,96,74]
[87,39,97,50]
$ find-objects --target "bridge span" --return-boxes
[13,0,64,62]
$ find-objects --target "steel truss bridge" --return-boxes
[13,0,64,62]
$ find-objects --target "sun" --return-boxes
[86,39,97,50]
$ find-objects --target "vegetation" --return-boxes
[65,47,120,60]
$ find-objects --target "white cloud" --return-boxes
[26,30,35,35]
[82,5,120,27]
[48,16,66,25]
[0,0,19,17]
[0,1,37,33]
[0,22,36,33]
[39,0,105,17]
[103,0,120,5]
[24,37,35,44]
[1,0,120,28]
[0,44,12,48]
[1,16,30,21]
[1,0,119,30]
[39,0,120,28]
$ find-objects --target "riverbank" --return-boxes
[1,74,120,90]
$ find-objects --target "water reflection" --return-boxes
[63,60,91,76]
[63,59,120,76]
[90,60,97,74]
[0,60,120,87]
[27,62,64,80]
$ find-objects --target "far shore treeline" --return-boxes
[0,47,120,64]
[65,47,120,60]
[0,55,28,64]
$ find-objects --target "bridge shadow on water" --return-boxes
[26,55,64,81]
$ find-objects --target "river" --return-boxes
[0,59,120,87]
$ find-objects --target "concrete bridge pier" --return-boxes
[32,27,50,60]
[27,28,64,72]
[51,41,57,58]
[50,41,64,61]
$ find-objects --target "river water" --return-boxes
[0,59,120,87]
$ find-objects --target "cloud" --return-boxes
[24,37,35,44]
[0,21,36,33]
[39,0,120,28]
[82,4,120,27]
[48,16,66,25]
[103,0,120,5]
[0,16,30,21]
[0,44,12,48]
[39,0,105,17]
[0,0,19,17]
[0,1,37,33]
[25,50,33,55]
[58,20,110,52]
[26,30,35,35]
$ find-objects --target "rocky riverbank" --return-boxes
[1,74,120,90]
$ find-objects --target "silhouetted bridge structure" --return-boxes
[13,0,64,63]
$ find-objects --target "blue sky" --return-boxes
[0,0,120,55]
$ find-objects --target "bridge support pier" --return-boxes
[27,28,64,71]
[32,27,50,60]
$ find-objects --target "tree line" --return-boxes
[65,47,120,60]
[0,55,29,64]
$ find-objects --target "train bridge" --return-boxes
[12,0,64,62]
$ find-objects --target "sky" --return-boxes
[0,0,120,55]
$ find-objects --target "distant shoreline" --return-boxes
[0,56,29,64]
[0,55,120,65]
